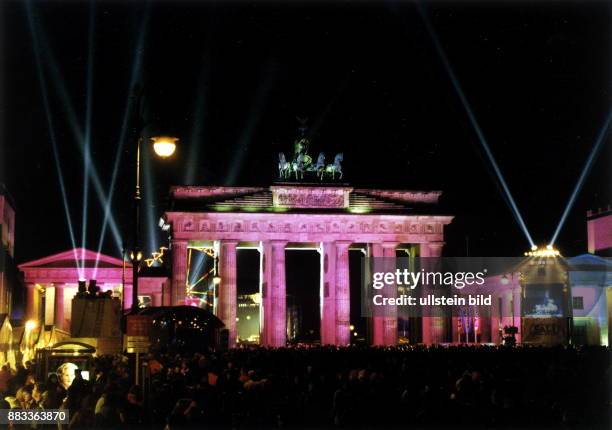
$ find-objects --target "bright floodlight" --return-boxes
[151,136,178,158]
[213,275,222,285]
[524,246,561,258]
[25,320,37,331]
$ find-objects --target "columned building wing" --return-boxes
[164,184,453,347]
[18,248,167,332]
[0,187,16,316]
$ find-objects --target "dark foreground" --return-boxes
[2,345,610,429]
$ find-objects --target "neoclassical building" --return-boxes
[13,185,611,351]
[162,184,453,347]
[18,249,168,333]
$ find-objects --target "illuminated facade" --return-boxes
[482,254,612,346]
[0,186,17,316]
[18,248,168,332]
[163,184,454,347]
[16,190,609,348]
[587,206,612,256]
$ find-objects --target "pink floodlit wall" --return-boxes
[587,209,612,254]
[570,286,606,319]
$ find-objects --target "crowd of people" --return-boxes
[0,344,609,429]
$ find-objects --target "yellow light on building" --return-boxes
[524,245,561,257]
[25,320,37,331]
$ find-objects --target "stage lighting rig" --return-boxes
[524,245,561,258]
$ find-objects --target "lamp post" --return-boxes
[130,135,178,313]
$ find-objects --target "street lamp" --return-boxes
[131,135,178,313]
[212,254,221,285]
[152,136,178,158]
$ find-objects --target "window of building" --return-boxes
[572,296,584,310]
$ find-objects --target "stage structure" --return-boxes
[163,184,453,347]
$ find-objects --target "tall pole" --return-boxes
[132,137,142,314]
[121,247,126,311]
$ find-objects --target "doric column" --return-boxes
[419,242,445,344]
[171,240,188,305]
[55,286,65,331]
[320,242,336,345]
[271,241,287,347]
[218,241,238,347]
[382,243,398,346]
[259,242,269,345]
[512,287,522,343]
[335,242,351,346]
[162,280,172,307]
[124,284,133,310]
[25,283,37,321]
[370,243,384,346]
[261,241,287,347]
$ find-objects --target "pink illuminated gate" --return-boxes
[164,184,453,347]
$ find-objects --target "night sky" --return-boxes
[1,0,610,266]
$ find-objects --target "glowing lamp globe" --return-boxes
[151,136,178,158]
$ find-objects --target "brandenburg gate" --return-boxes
[164,184,453,347]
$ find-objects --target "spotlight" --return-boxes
[26,5,82,271]
[151,136,178,158]
[549,110,612,246]
[417,3,535,248]
[78,279,87,294]
[524,246,561,258]
[213,275,222,285]
[25,320,37,331]
[88,279,98,295]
